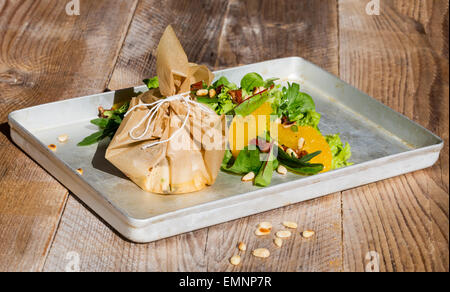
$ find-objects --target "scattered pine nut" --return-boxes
[274,237,283,248]
[58,134,69,143]
[238,242,247,252]
[196,89,208,96]
[255,222,272,236]
[286,148,298,158]
[242,172,255,182]
[258,222,272,230]
[76,168,84,175]
[298,137,305,150]
[252,248,270,258]
[282,221,298,229]
[276,230,292,239]
[302,230,315,238]
[48,144,57,152]
[277,165,287,175]
[209,89,216,98]
[255,228,271,236]
[257,222,272,232]
[230,255,241,266]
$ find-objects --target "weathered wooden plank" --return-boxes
[214,0,339,72]
[43,196,209,272]
[0,0,138,271]
[205,194,342,272]
[108,0,229,90]
[44,0,343,272]
[339,0,448,272]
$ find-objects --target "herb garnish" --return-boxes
[78,102,129,146]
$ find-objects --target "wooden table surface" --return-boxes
[0,0,448,272]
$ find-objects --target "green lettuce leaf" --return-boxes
[280,83,316,122]
[78,102,130,146]
[297,111,321,130]
[143,76,159,89]
[234,90,270,117]
[255,144,277,187]
[276,145,324,175]
[221,147,263,174]
[213,76,238,90]
[325,134,353,169]
[240,73,265,92]
[264,77,279,88]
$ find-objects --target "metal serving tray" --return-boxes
[8,57,443,243]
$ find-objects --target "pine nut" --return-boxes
[255,228,271,236]
[302,230,315,238]
[277,165,287,175]
[230,255,241,266]
[276,230,292,238]
[48,144,57,152]
[286,148,298,158]
[282,221,298,229]
[298,137,305,150]
[58,134,69,143]
[242,172,255,182]
[252,248,270,258]
[76,168,84,175]
[209,89,216,98]
[258,222,272,230]
[255,221,272,236]
[196,89,208,96]
[274,237,283,248]
[238,242,247,252]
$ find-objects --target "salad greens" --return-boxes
[326,134,353,170]
[194,72,353,186]
[78,77,158,146]
[78,102,129,146]
[240,72,265,92]
[234,89,271,117]
[221,146,263,174]
[79,72,353,188]
[254,144,278,187]
[221,136,325,187]
[280,83,315,121]
[143,76,159,90]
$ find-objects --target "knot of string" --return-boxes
[124,92,213,149]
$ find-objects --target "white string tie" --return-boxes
[124,92,214,150]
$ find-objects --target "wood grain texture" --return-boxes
[43,196,209,272]
[44,0,343,272]
[215,0,339,71]
[204,194,342,272]
[108,0,229,90]
[0,0,138,271]
[339,0,448,272]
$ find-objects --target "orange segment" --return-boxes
[277,125,333,173]
[228,102,274,157]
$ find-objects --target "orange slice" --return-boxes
[228,102,274,157]
[277,125,333,173]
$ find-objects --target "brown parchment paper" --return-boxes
[105,25,225,194]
